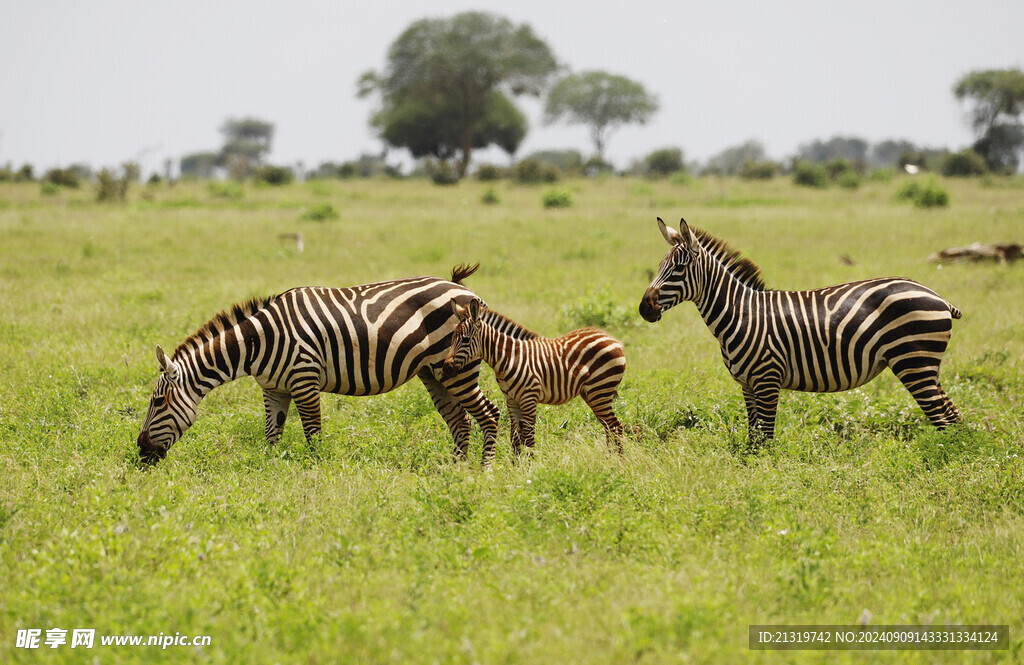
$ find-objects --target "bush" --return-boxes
[792,161,829,188]
[836,170,862,190]
[42,167,81,189]
[96,168,128,202]
[894,178,949,208]
[644,148,685,177]
[426,160,459,185]
[541,188,573,208]
[480,187,500,205]
[475,164,505,181]
[514,158,560,184]
[207,181,244,200]
[253,165,294,186]
[300,203,339,222]
[940,150,988,177]
[739,160,778,180]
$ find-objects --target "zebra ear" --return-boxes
[658,217,683,246]
[156,345,179,381]
[451,300,468,321]
[679,218,698,252]
[467,298,482,321]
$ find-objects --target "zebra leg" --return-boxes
[262,388,292,445]
[517,395,540,451]
[505,395,525,458]
[581,390,624,454]
[289,377,323,442]
[890,361,962,430]
[418,370,472,461]
[741,383,780,446]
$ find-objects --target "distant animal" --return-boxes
[441,299,626,455]
[137,264,500,465]
[639,217,962,444]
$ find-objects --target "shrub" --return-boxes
[475,164,505,181]
[792,161,829,188]
[480,187,500,205]
[426,160,459,185]
[562,288,634,330]
[514,158,560,184]
[253,165,294,186]
[40,181,60,196]
[895,178,949,208]
[42,167,81,189]
[541,188,573,208]
[96,168,128,202]
[940,150,988,177]
[644,147,685,177]
[300,203,339,222]
[207,181,244,200]
[739,160,778,180]
[836,170,862,190]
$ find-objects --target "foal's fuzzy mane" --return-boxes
[481,308,541,340]
[692,226,766,291]
[173,295,276,358]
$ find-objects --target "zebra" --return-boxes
[137,264,501,465]
[441,298,626,456]
[638,217,962,444]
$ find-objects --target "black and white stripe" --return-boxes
[138,265,500,464]
[442,299,626,455]
[639,218,962,443]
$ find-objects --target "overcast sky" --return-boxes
[2,0,1022,176]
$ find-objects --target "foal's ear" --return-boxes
[467,298,482,321]
[678,217,698,251]
[657,217,683,246]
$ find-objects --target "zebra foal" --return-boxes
[137,265,500,465]
[639,217,962,444]
[441,298,626,456]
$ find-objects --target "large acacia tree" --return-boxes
[358,12,558,178]
[543,71,659,162]
[954,68,1024,173]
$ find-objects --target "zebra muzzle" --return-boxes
[639,288,663,322]
[137,431,168,463]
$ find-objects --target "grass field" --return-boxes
[1,174,1022,663]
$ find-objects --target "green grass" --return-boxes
[1,175,1023,663]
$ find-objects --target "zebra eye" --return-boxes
[153,395,166,408]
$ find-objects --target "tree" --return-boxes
[704,139,766,175]
[359,11,558,179]
[796,136,868,165]
[543,71,659,161]
[219,117,275,177]
[954,68,1024,173]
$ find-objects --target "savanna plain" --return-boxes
[1,174,1022,664]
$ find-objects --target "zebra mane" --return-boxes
[481,308,541,340]
[173,295,276,358]
[692,226,766,291]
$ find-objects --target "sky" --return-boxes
[2,0,1023,177]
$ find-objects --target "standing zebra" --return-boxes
[137,265,500,465]
[441,298,626,455]
[639,217,962,444]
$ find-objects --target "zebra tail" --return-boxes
[451,262,480,284]
[948,302,963,320]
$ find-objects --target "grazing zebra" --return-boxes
[638,217,962,444]
[441,298,626,455]
[137,265,500,465]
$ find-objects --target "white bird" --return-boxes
[904,164,920,175]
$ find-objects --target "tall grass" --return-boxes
[1,176,1022,663]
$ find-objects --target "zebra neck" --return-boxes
[178,325,253,399]
[692,256,763,342]
[478,322,521,378]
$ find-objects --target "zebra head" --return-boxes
[640,217,701,322]
[441,298,484,379]
[137,345,199,463]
